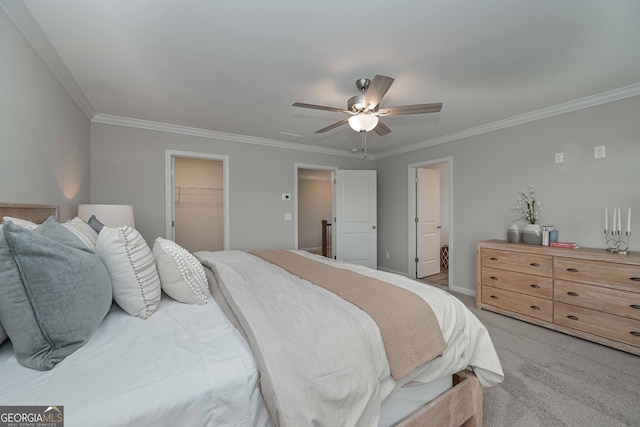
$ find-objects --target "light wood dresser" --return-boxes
[476,240,640,355]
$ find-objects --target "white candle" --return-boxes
[628,207,632,233]
[618,206,622,232]
[612,207,617,233]
[605,207,608,232]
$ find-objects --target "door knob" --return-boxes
[372,225,376,229]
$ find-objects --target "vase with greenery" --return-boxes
[512,185,543,244]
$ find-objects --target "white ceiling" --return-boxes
[11,0,640,156]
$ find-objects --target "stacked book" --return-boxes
[549,241,580,249]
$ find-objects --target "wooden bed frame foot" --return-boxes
[395,370,482,427]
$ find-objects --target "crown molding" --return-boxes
[92,114,370,159]
[376,82,640,159]
[8,0,636,160]
[1,1,96,119]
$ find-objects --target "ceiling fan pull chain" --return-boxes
[362,132,368,159]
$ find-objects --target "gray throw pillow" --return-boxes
[87,214,105,234]
[0,323,7,346]
[0,225,6,345]
[0,220,112,370]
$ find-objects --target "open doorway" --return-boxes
[408,158,452,289]
[295,166,334,257]
[165,150,229,252]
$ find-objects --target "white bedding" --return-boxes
[0,295,270,427]
[197,250,504,427]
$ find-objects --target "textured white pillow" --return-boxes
[153,238,208,305]
[62,217,98,251]
[96,226,161,319]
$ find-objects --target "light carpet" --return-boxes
[468,306,640,427]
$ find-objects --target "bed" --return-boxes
[0,203,503,426]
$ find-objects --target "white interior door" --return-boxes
[335,170,377,269]
[416,168,440,278]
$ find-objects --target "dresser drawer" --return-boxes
[555,280,640,321]
[554,257,640,292]
[482,267,552,299]
[482,249,552,277]
[554,302,640,348]
[482,286,553,322]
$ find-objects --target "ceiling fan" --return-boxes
[292,75,443,136]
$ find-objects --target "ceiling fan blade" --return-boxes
[315,117,349,133]
[379,103,443,116]
[363,75,394,109]
[292,102,348,113]
[373,120,391,136]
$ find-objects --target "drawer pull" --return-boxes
[490,295,498,299]
[631,332,640,337]
[530,284,540,289]
[567,291,579,297]
[631,305,640,310]
[530,305,540,310]
[566,268,579,273]
[631,277,640,282]
[567,315,579,321]
[490,276,499,280]
[490,257,498,261]
[530,263,540,267]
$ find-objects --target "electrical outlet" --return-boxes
[594,145,606,159]
[284,213,292,221]
[554,152,564,163]
[385,252,390,259]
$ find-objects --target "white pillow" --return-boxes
[153,238,208,305]
[96,226,161,319]
[2,217,39,230]
[62,217,98,251]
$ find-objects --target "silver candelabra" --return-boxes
[605,230,630,255]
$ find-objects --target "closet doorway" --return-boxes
[165,150,229,252]
[295,164,335,258]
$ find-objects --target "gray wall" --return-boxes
[0,8,90,220]
[5,1,638,297]
[375,95,640,294]
[90,123,369,248]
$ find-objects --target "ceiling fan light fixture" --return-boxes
[348,114,379,132]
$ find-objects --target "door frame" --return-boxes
[165,150,230,250]
[294,163,337,252]
[407,157,458,292]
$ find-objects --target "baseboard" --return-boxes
[449,284,476,297]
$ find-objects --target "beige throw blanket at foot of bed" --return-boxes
[251,250,447,381]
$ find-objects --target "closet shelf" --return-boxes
[175,186,223,207]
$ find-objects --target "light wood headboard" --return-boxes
[0,203,60,223]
